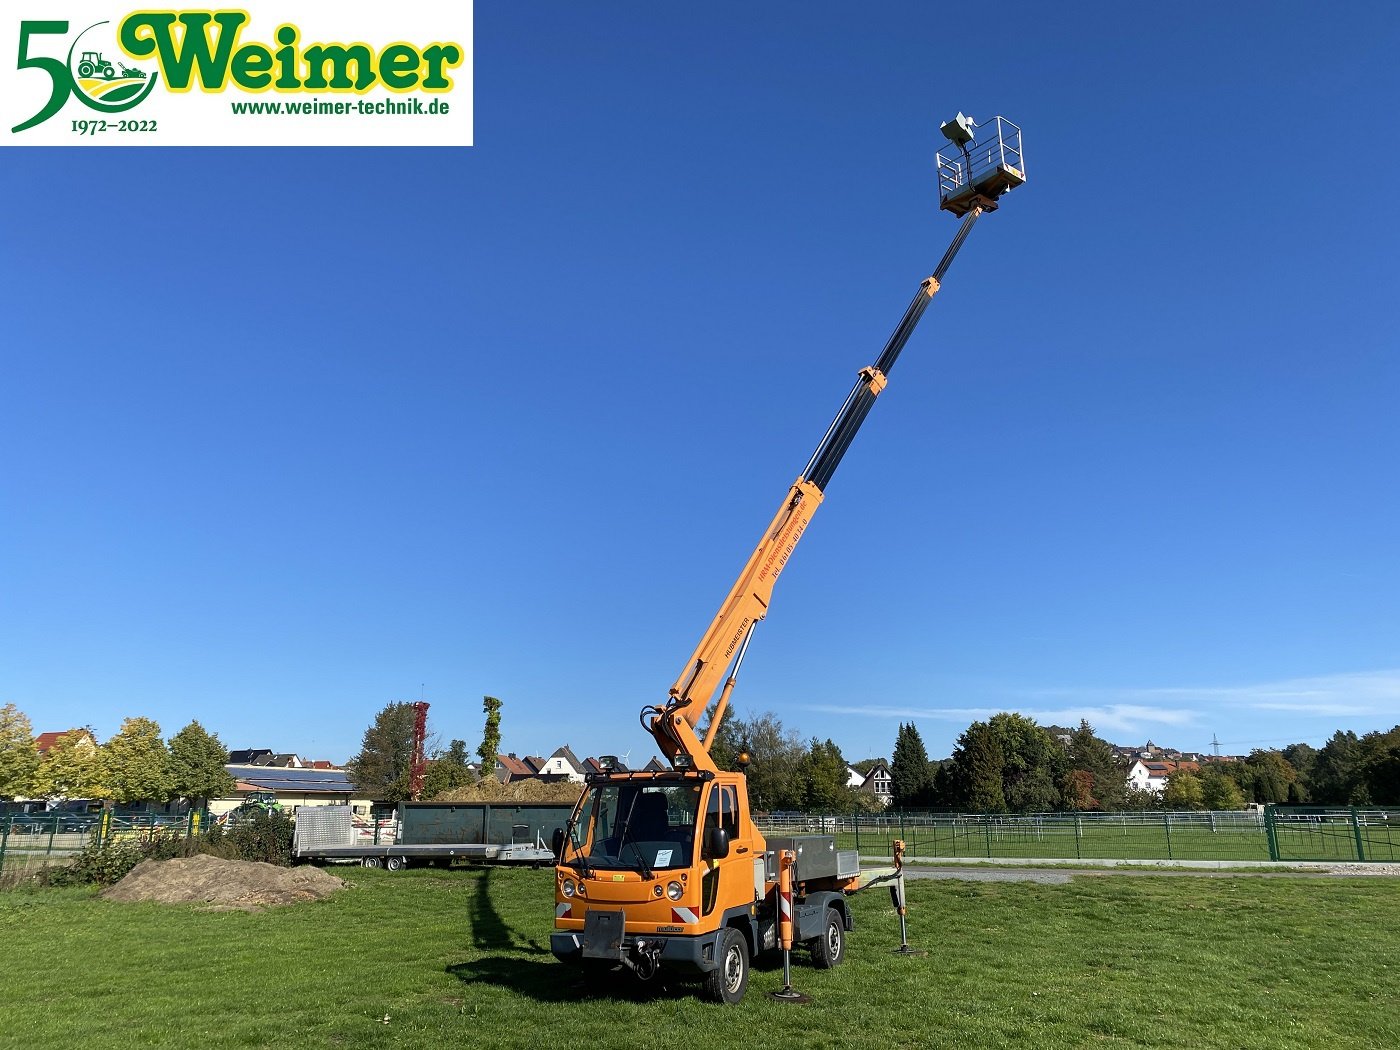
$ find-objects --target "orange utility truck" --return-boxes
[550,116,1025,1003]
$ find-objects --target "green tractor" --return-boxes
[77,51,117,80]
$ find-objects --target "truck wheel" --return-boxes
[385,856,406,872]
[702,928,749,1004]
[810,908,845,969]
[360,857,382,868]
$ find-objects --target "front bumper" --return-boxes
[550,928,723,972]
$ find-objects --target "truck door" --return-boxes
[700,783,740,916]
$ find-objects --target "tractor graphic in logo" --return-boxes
[68,23,157,109]
[76,51,116,80]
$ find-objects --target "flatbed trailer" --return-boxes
[293,803,569,869]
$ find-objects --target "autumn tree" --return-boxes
[31,729,104,801]
[0,703,39,800]
[102,717,174,803]
[1067,720,1128,810]
[167,720,235,806]
[347,702,420,802]
[1061,769,1096,811]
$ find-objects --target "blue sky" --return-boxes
[4,2,1398,766]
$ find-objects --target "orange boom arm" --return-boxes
[643,198,993,773]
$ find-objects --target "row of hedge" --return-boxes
[42,811,295,888]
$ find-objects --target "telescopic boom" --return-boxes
[643,117,1024,773]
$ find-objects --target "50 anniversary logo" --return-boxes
[6,5,473,146]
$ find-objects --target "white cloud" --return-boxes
[804,669,1400,743]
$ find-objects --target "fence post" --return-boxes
[853,811,860,854]
[0,818,8,876]
[1074,814,1082,860]
[1163,812,1173,860]
[1350,808,1367,862]
[984,818,992,858]
[1264,805,1279,861]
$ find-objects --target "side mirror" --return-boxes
[551,827,566,859]
[703,827,730,860]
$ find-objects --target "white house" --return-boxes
[1127,759,1200,795]
[537,745,586,783]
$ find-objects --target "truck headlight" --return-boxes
[667,880,684,900]
[562,878,576,898]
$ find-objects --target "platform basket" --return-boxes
[936,115,1025,215]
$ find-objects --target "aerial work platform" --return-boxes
[936,114,1025,215]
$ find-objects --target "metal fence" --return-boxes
[755,807,1397,864]
[0,811,206,879]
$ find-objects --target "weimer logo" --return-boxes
[6,4,474,146]
[13,20,158,131]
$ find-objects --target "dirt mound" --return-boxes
[102,855,345,910]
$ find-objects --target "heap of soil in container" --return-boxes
[102,855,344,910]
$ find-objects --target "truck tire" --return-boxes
[385,856,406,872]
[361,857,383,868]
[810,907,845,969]
[702,928,749,1004]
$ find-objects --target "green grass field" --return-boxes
[2,867,1397,1049]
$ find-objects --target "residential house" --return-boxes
[1127,759,1201,795]
[227,748,272,765]
[855,762,892,807]
[536,745,586,783]
[495,754,535,783]
[34,729,99,757]
[845,766,865,789]
[213,764,373,818]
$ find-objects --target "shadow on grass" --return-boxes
[470,867,548,955]
[447,956,696,1004]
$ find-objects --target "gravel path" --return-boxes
[899,863,1400,882]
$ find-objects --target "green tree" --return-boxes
[890,723,934,808]
[423,738,476,799]
[478,696,503,779]
[348,702,419,802]
[31,729,104,801]
[1356,726,1400,806]
[950,721,1006,813]
[1282,742,1317,801]
[706,704,742,771]
[1122,785,1161,810]
[102,717,174,803]
[167,721,235,806]
[0,703,40,800]
[798,738,853,812]
[1067,720,1128,810]
[987,712,1065,812]
[1201,768,1246,810]
[732,711,805,811]
[1162,770,1204,810]
[1244,750,1297,804]
[1311,730,1363,804]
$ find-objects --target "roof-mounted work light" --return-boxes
[939,112,976,147]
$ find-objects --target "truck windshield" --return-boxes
[573,781,702,872]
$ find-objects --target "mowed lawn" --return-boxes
[2,867,1397,1050]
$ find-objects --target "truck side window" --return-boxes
[705,785,739,840]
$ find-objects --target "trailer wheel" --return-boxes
[385,856,407,872]
[360,857,383,868]
[702,928,749,1004]
[810,907,845,969]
